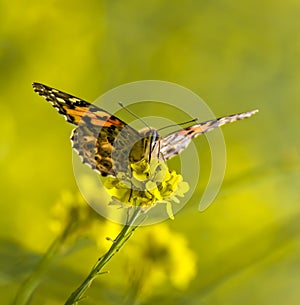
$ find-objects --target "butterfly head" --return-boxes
[138,127,160,157]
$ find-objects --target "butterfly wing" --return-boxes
[160,110,258,160]
[33,82,142,176]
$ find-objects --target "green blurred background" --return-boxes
[1,0,300,304]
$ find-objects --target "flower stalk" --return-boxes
[64,207,143,305]
[13,216,78,305]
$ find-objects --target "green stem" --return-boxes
[13,219,76,305]
[64,208,142,305]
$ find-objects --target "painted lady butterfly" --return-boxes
[33,82,258,177]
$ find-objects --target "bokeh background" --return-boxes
[1,0,300,304]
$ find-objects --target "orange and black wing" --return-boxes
[33,83,141,176]
[160,110,258,160]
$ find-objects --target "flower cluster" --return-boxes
[103,158,189,212]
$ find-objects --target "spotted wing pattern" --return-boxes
[32,82,142,176]
[159,110,259,160]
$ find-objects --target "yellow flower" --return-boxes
[123,224,197,299]
[131,159,151,181]
[102,158,189,216]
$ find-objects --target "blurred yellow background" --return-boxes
[1,0,300,304]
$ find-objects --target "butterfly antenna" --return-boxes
[157,118,199,132]
[118,102,151,130]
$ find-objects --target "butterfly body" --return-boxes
[33,82,258,177]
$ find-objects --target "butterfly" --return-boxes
[33,82,258,177]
